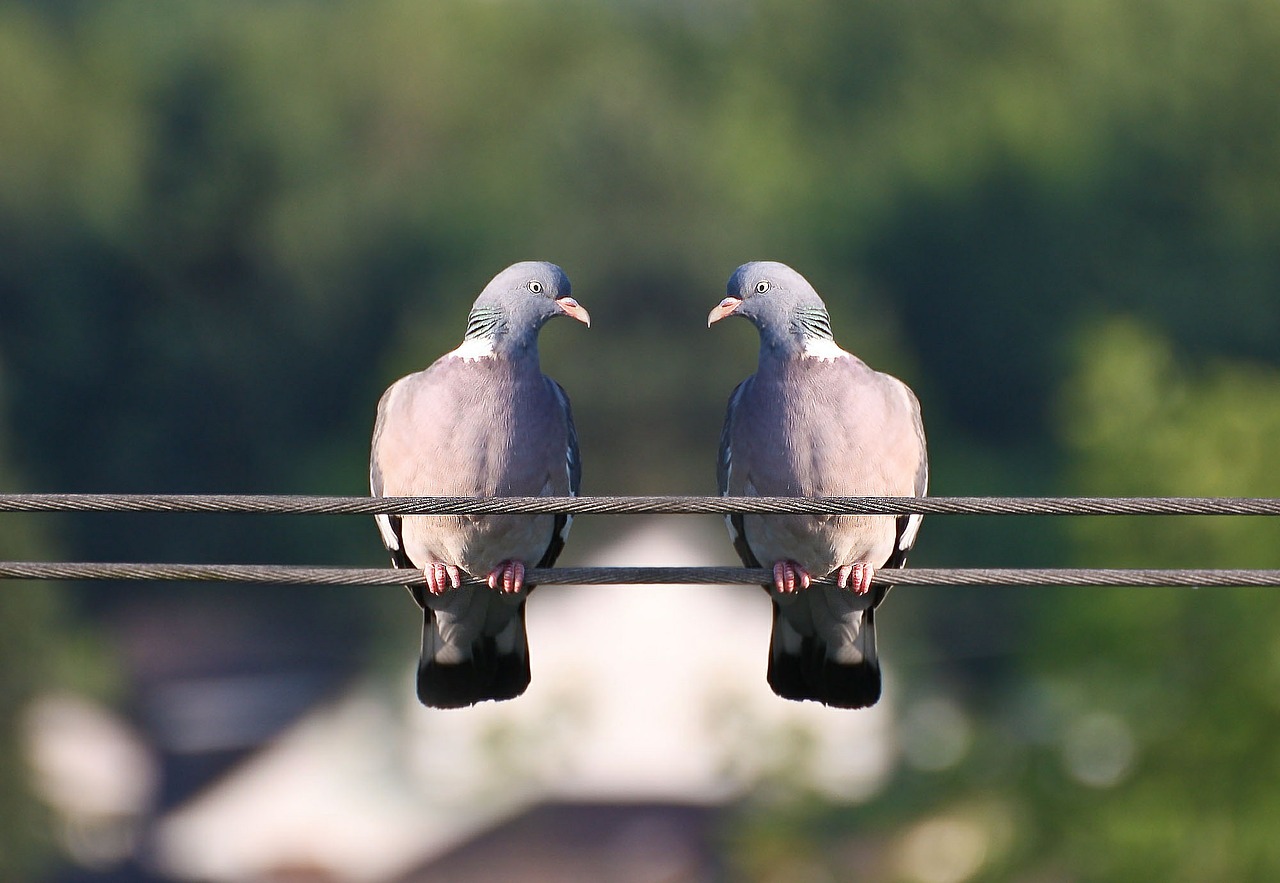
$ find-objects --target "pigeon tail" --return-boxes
[819,606,881,709]
[767,604,881,709]
[417,605,530,708]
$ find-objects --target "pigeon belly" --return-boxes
[383,358,569,577]
[730,357,910,579]
[740,510,899,579]
[400,511,557,576]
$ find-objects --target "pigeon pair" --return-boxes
[370,261,928,710]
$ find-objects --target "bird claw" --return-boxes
[487,560,526,594]
[772,560,811,594]
[424,562,463,595]
[836,562,875,595]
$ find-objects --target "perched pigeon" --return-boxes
[370,261,588,708]
[710,261,927,708]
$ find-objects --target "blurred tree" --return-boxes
[0,0,1279,877]
[0,357,89,880]
[1030,317,1280,879]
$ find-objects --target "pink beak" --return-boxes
[555,297,591,327]
[707,296,743,326]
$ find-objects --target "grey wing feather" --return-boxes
[537,379,579,569]
[888,385,929,566]
[717,379,761,570]
[555,379,582,495]
[716,380,744,496]
[370,391,410,565]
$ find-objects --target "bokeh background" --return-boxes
[3,0,1280,880]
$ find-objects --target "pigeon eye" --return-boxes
[755,280,771,294]
[527,280,543,294]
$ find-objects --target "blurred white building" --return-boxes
[29,519,898,882]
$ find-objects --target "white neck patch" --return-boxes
[801,338,846,362]
[448,338,497,361]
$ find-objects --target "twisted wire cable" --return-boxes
[0,563,1277,587]
[0,493,1278,516]
[2,494,1275,586]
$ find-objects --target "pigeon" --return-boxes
[370,261,588,708]
[710,261,927,708]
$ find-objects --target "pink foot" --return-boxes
[772,560,812,594]
[487,560,526,594]
[836,562,875,595]
[424,562,463,596]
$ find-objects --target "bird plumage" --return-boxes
[370,261,587,708]
[712,261,927,708]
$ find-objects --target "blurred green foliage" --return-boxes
[1040,319,1280,880]
[0,365,75,880]
[1,0,1279,879]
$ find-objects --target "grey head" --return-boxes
[464,261,590,355]
[707,261,834,356]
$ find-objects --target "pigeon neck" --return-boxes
[461,307,540,360]
[757,334,804,363]
[791,307,835,343]
[758,307,835,361]
[464,307,507,342]
[489,332,543,364]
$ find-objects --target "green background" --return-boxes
[2,0,1280,879]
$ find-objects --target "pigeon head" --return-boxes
[708,261,834,355]
[464,261,590,353]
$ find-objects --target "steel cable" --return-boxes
[0,493,1278,516]
[0,562,1278,587]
